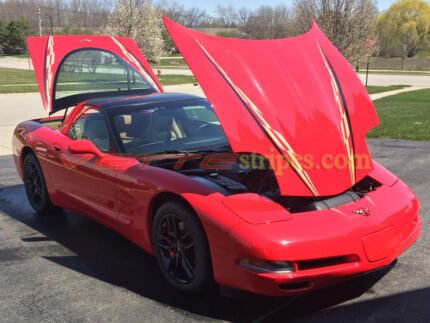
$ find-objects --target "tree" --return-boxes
[2,19,32,54]
[136,0,165,62]
[377,0,430,59]
[158,1,187,25]
[215,5,237,27]
[0,20,5,50]
[0,0,111,32]
[183,7,207,28]
[237,7,251,27]
[292,0,378,64]
[104,0,164,62]
[237,5,292,39]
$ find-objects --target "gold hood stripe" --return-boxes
[195,39,319,196]
[316,41,356,186]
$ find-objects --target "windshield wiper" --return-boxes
[134,146,232,159]
[191,145,232,154]
[134,150,192,163]
[138,150,193,156]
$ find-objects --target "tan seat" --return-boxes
[150,112,185,142]
[114,115,133,142]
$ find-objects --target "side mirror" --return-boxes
[67,140,105,158]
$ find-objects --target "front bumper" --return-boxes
[206,178,421,297]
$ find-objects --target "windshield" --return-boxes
[106,99,230,155]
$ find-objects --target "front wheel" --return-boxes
[152,201,213,295]
[23,153,57,214]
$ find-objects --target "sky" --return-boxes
[176,0,398,15]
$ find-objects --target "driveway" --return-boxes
[357,73,430,87]
[0,138,429,322]
[0,56,33,70]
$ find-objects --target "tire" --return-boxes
[23,153,57,214]
[152,201,213,295]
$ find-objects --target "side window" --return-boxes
[67,108,110,152]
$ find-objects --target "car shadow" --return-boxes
[0,183,402,322]
[269,286,430,322]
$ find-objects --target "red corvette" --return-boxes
[12,18,420,296]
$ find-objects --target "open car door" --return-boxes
[27,35,163,114]
[164,17,379,197]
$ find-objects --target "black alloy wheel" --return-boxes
[23,153,56,214]
[157,213,197,283]
[152,201,213,294]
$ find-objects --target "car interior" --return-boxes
[66,103,228,156]
[108,104,228,155]
[67,109,110,152]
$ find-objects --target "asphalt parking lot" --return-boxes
[0,138,429,322]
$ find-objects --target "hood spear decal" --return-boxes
[196,39,319,196]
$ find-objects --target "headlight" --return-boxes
[239,258,295,273]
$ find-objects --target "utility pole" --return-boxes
[37,8,42,36]
[45,13,53,35]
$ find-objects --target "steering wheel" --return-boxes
[192,123,213,136]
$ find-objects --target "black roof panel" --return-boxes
[87,92,204,109]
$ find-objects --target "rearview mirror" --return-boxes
[67,140,105,158]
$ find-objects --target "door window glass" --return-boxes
[67,108,110,152]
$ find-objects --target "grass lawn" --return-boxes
[0,67,35,85]
[366,85,410,95]
[167,53,183,58]
[157,75,195,85]
[369,89,430,141]
[0,85,39,93]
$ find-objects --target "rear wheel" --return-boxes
[23,153,57,214]
[152,201,213,294]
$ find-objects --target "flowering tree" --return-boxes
[136,1,165,63]
[104,0,164,63]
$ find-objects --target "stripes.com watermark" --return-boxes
[58,151,372,175]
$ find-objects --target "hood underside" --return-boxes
[163,17,379,197]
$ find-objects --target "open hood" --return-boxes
[27,35,163,114]
[164,17,379,197]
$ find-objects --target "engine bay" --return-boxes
[145,152,381,213]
